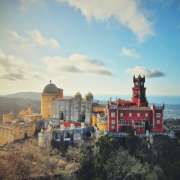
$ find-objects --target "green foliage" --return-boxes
[78,136,166,180]
[77,145,96,180]
[125,133,142,156]
[153,135,180,180]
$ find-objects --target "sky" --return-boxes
[0,0,180,96]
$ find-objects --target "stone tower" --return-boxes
[132,75,148,107]
[85,92,93,124]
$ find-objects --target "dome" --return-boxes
[86,92,93,99]
[75,92,82,98]
[43,81,59,94]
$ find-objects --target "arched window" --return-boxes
[60,112,64,120]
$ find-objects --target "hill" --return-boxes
[0,96,40,120]
[4,92,41,101]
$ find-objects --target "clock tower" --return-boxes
[132,75,148,107]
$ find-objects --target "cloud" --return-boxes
[0,49,40,81]
[8,30,60,49]
[127,66,165,78]
[43,53,113,76]
[29,30,60,48]
[0,73,24,81]
[57,0,153,41]
[120,47,140,59]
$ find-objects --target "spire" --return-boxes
[133,75,136,82]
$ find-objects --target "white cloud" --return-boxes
[0,49,41,81]
[120,47,140,59]
[8,30,60,49]
[43,53,112,76]
[127,66,165,78]
[57,0,153,41]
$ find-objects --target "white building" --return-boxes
[52,92,93,124]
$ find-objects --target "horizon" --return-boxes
[1,0,180,95]
[1,91,180,105]
[1,91,180,97]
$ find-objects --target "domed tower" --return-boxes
[85,92,93,124]
[75,92,82,100]
[132,75,148,107]
[41,80,63,119]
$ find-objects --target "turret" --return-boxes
[132,75,148,107]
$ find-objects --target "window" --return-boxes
[157,120,160,124]
[137,113,140,117]
[120,113,124,117]
[111,120,115,125]
[145,113,148,117]
[156,113,161,118]
[111,125,115,129]
[129,113,132,117]
[118,119,126,125]
[111,112,116,118]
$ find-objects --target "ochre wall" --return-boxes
[2,113,14,123]
[41,89,63,120]
[41,94,56,119]
[93,106,106,113]
[0,122,35,146]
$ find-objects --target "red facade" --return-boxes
[107,75,164,134]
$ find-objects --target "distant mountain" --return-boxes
[4,92,41,101]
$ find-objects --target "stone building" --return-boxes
[0,120,35,146]
[52,92,93,124]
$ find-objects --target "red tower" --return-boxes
[132,75,148,107]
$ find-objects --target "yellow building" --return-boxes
[22,114,42,121]
[0,121,35,146]
[2,112,14,123]
[92,114,107,132]
[18,106,32,117]
[92,103,107,132]
[41,80,63,119]
[93,103,106,114]
[18,106,42,121]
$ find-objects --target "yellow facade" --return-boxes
[18,106,42,121]
[0,121,35,146]
[41,94,57,119]
[22,114,42,121]
[91,113,107,132]
[96,121,107,132]
[18,106,32,117]
[92,114,97,126]
[92,103,107,132]
[41,81,63,120]
[93,105,106,113]
[2,113,14,123]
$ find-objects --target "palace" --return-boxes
[107,75,164,134]
[41,81,93,124]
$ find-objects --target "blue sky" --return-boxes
[0,0,180,96]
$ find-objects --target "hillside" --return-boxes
[4,92,41,101]
[0,96,40,120]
